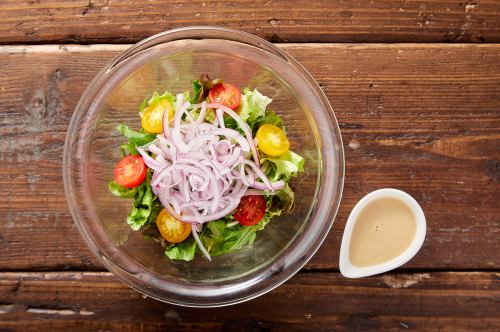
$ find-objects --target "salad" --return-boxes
[108,75,304,261]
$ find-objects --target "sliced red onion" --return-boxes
[147,144,164,157]
[201,158,224,181]
[184,196,241,222]
[215,140,232,155]
[212,128,250,152]
[187,133,218,151]
[197,123,217,132]
[223,147,242,167]
[194,102,207,125]
[143,99,282,229]
[246,171,255,184]
[171,100,190,153]
[136,147,162,172]
[191,224,211,261]
[243,158,272,190]
[243,189,276,196]
[189,174,209,192]
[180,200,211,209]
[217,109,225,128]
[249,180,285,191]
[170,197,181,215]
[206,103,259,165]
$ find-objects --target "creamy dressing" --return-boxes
[349,197,416,267]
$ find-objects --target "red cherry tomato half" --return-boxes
[208,83,241,110]
[234,195,266,226]
[114,155,147,188]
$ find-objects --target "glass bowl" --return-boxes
[63,26,344,307]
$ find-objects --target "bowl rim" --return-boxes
[63,26,345,307]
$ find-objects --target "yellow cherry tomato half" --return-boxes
[141,99,173,134]
[256,124,290,156]
[156,209,191,243]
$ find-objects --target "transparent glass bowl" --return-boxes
[63,27,344,307]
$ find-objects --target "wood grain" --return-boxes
[0,271,498,331]
[0,0,500,44]
[0,44,499,271]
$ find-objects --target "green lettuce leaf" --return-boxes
[124,172,161,231]
[223,116,239,131]
[126,185,152,230]
[261,110,283,129]
[190,80,203,104]
[202,219,257,256]
[274,182,295,214]
[200,196,284,256]
[261,150,304,214]
[108,181,137,198]
[116,124,156,155]
[165,237,197,261]
[250,109,284,135]
[165,194,286,260]
[261,150,305,182]
[255,203,282,231]
[117,124,156,145]
[190,74,227,105]
[238,88,272,127]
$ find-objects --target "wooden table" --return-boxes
[1,1,499,331]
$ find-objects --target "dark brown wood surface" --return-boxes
[1,0,500,44]
[0,44,498,272]
[1,1,499,330]
[0,271,499,331]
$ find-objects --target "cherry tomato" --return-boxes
[114,155,147,188]
[234,195,266,226]
[208,83,241,110]
[141,99,173,134]
[255,124,290,156]
[156,209,191,243]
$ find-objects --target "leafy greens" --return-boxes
[109,84,305,262]
[116,124,156,155]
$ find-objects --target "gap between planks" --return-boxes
[1,43,500,54]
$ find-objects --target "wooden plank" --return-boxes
[0,271,498,331]
[0,44,499,271]
[0,0,499,44]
